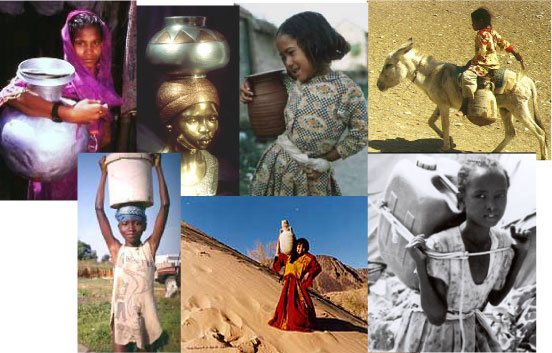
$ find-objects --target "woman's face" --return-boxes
[73,25,103,73]
[276,34,314,83]
[118,219,145,246]
[462,167,508,229]
[175,102,219,150]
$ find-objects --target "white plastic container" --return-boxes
[279,219,295,255]
[377,158,464,290]
[105,153,154,209]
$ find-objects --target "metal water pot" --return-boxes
[146,16,230,77]
[0,58,89,181]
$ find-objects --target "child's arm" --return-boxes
[407,236,448,326]
[95,156,121,262]
[487,227,530,305]
[334,84,368,160]
[146,153,170,257]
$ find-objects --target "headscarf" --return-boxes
[115,205,147,225]
[156,77,219,123]
[61,9,122,150]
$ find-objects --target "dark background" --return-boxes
[137,6,240,195]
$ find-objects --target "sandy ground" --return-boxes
[368,1,551,158]
[181,223,368,353]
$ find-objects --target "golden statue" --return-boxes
[157,77,219,195]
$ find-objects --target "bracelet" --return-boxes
[51,102,63,123]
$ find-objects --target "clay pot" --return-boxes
[467,88,498,126]
[246,70,288,139]
[279,219,295,255]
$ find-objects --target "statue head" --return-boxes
[157,77,220,151]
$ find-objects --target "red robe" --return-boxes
[268,252,322,331]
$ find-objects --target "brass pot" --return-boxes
[146,16,230,77]
[246,69,288,139]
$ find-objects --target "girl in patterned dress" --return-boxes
[458,7,523,116]
[96,154,170,352]
[397,157,530,352]
[240,11,367,196]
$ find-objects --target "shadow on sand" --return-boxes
[368,137,464,153]
[314,318,367,333]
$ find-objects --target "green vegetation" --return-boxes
[78,279,180,352]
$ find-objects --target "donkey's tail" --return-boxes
[530,79,549,151]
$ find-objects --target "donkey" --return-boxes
[376,38,549,160]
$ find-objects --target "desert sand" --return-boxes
[181,222,367,353]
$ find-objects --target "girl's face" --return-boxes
[462,167,508,229]
[118,219,145,246]
[296,243,306,256]
[73,25,103,73]
[174,102,219,150]
[276,34,314,83]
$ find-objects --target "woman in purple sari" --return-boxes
[1,9,122,199]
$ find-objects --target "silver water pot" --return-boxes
[146,16,230,77]
[0,58,89,181]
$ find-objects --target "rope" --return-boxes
[371,199,511,352]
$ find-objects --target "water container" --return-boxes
[467,88,498,126]
[377,158,464,290]
[279,219,295,255]
[105,153,154,209]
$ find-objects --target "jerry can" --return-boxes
[467,87,498,126]
[377,158,464,290]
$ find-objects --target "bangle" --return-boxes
[51,102,63,123]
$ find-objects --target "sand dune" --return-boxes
[181,222,368,353]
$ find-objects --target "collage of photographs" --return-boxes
[0,0,548,353]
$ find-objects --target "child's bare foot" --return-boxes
[456,97,470,117]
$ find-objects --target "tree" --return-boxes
[101,254,110,263]
[247,240,277,267]
[78,240,97,260]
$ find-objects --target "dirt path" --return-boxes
[368,1,551,158]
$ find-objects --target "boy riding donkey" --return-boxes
[458,7,523,118]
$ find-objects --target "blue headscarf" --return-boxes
[115,205,147,225]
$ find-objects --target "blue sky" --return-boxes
[181,196,367,268]
[78,153,181,259]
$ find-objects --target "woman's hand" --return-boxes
[98,155,107,174]
[406,235,428,265]
[67,99,108,124]
[510,225,530,256]
[302,272,310,284]
[239,80,254,104]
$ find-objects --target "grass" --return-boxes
[78,279,180,352]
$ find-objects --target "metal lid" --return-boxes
[17,58,75,86]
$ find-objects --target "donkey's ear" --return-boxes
[394,38,414,57]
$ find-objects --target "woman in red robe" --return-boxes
[268,238,322,331]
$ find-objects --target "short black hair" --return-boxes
[296,238,310,253]
[471,7,493,28]
[276,11,350,72]
[69,12,104,43]
[456,156,510,209]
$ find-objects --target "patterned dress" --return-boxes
[469,27,515,77]
[250,71,367,196]
[394,226,514,352]
[110,242,162,348]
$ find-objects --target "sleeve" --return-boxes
[494,30,514,53]
[303,254,322,289]
[334,81,368,159]
[424,237,451,286]
[271,253,288,274]
[0,77,28,108]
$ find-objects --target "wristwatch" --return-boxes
[50,102,63,123]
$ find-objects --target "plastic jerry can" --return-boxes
[377,158,464,290]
